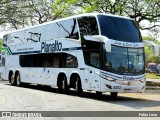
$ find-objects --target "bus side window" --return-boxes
[53,54,60,68]
[47,54,54,67]
[2,57,5,66]
[77,16,99,37]
[90,51,100,68]
[59,53,67,68]
[66,54,78,68]
[59,19,79,40]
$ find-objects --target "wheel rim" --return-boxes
[16,74,20,86]
[75,77,82,94]
[17,76,20,85]
[62,79,65,90]
[11,75,14,84]
[61,76,68,93]
[75,80,78,92]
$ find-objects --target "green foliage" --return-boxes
[0,0,55,29]
[143,36,160,66]
[52,0,160,31]
[146,73,160,79]
[0,38,2,53]
[52,0,79,18]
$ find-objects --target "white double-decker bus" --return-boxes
[1,13,158,97]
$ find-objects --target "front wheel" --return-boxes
[110,92,118,98]
[96,91,102,96]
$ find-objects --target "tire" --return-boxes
[75,76,83,96]
[62,76,69,93]
[10,73,16,86]
[110,92,118,99]
[15,72,21,87]
[58,75,69,93]
[96,91,102,96]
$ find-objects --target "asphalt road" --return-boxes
[0,80,160,120]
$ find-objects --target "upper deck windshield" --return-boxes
[105,46,145,75]
[97,15,142,42]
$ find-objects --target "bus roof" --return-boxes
[3,13,132,36]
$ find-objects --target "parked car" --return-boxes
[146,63,158,73]
[157,64,160,74]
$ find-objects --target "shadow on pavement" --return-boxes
[1,79,160,110]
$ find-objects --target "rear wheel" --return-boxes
[15,72,21,87]
[58,75,69,93]
[75,76,83,96]
[10,73,16,86]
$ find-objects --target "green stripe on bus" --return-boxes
[1,48,11,55]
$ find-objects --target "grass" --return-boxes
[146,73,160,79]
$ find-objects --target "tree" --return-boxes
[143,36,160,65]
[52,0,160,32]
[0,38,2,53]
[0,0,56,30]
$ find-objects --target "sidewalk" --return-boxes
[146,78,160,90]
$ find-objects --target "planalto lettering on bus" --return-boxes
[41,40,62,53]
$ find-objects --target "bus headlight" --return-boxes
[107,77,115,81]
[140,78,146,83]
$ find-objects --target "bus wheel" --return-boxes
[10,73,16,86]
[15,73,21,87]
[96,91,102,96]
[62,76,69,93]
[75,76,83,96]
[58,75,69,93]
[110,92,118,98]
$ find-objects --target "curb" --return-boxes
[146,81,160,90]
[146,81,160,86]
[146,86,160,90]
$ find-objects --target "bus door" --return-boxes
[84,51,101,91]
[1,57,8,80]
[85,67,101,91]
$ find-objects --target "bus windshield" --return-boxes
[105,46,145,75]
[97,15,142,42]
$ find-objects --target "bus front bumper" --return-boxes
[101,79,146,93]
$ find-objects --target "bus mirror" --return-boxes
[84,35,111,52]
[143,40,159,56]
[84,35,99,42]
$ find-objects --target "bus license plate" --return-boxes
[124,88,131,92]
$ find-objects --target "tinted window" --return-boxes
[77,17,99,37]
[82,41,102,68]
[3,34,9,47]
[98,15,142,42]
[105,46,145,75]
[2,57,5,66]
[66,54,78,68]
[58,19,79,40]
[20,53,78,68]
